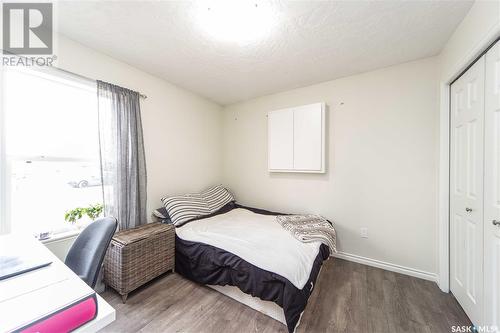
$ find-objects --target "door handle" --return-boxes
[465,208,473,213]
[493,220,500,226]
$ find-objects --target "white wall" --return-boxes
[222,57,439,275]
[439,0,500,81]
[56,34,223,218]
[44,235,78,261]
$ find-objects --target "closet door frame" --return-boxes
[437,30,500,295]
[484,40,500,330]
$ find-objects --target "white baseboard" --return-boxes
[333,251,438,283]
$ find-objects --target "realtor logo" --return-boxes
[2,3,53,55]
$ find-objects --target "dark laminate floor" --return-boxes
[100,258,471,333]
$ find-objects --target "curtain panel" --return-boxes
[97,81,147,230]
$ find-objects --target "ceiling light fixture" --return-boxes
[195,0,275,44]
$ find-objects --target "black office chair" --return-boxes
[65,217,117,288]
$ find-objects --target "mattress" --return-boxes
[174,204,329,333]
[175,207,321,289]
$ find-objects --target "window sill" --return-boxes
[40,229,81,245]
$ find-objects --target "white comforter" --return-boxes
[175,208,322,289]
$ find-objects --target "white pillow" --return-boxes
[161,185,235,227]
[200,185,235,213]
[161,194,211,227]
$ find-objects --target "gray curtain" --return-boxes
[97,80,147,230]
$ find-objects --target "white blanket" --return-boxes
[175,208,322,290]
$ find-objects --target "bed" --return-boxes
[174,203,330,333]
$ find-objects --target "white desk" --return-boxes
[0,234,115,332]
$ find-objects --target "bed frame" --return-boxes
[208,264,324,328]
[208,285,287,324]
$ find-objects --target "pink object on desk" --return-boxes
[20,294,98,333]
[0,235,114,332]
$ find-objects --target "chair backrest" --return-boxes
[65,217,117,288]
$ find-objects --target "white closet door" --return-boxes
[450,56,485,326]
[268,108,294,170]
[484,40,500,329]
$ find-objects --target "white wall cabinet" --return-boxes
[268,103,325,173]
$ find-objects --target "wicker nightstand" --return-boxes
[103,222,175,303]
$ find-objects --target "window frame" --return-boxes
[0,63,8,235]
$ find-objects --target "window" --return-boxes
[3,68,103,236]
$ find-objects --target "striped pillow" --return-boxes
[201,185,235,213]
[161,194,211,227]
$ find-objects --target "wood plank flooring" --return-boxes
[100,258,471,333]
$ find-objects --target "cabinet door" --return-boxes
[268,108,294,170]
[293,103,324,171]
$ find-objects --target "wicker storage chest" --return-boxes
[103,222,174,302]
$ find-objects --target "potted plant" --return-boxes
[65,203,104,224]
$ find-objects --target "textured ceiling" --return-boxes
[57,1,473,105]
